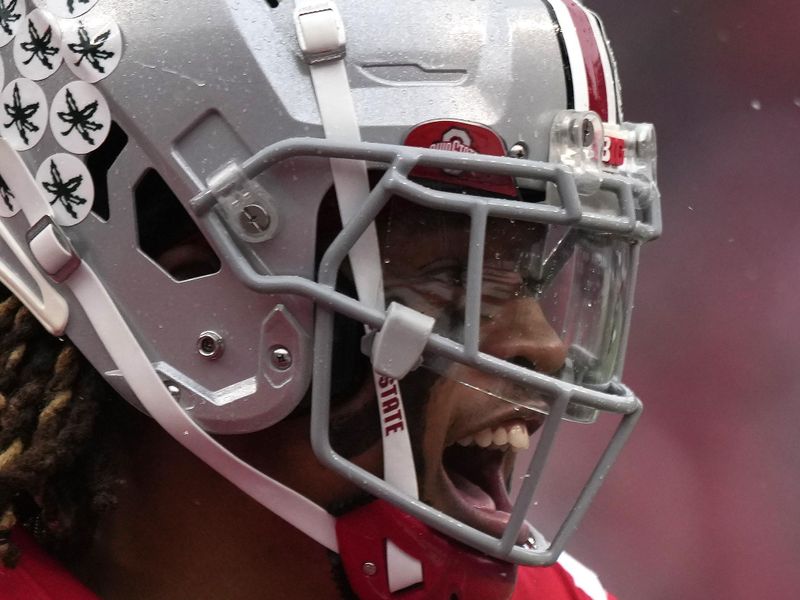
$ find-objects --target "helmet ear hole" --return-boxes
[85,121,129,222]
[134,169,221,282]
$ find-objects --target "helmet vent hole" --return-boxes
[265,0,279,7]
[134,168,221,282]
[86,120,128,222]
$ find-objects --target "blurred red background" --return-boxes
[545,1,800,598]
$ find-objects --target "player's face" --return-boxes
[376,201,568,541]
[223,200,568,544]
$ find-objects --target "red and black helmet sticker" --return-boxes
[404,120,517,198]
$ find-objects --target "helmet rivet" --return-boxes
[239,204,272,234]
[270,346,292,371]
[509,142,528,159]
[362,562,378,576]
[197,331,224,360]
[164,380,181,399]
[581,119,595,147]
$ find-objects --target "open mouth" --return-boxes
[434,418,542,544]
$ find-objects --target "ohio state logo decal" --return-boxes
[430,128,476,176]
[404,120,517,198]
[429,128,477,154]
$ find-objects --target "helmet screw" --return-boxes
[509,142,528,159]
[581,118,595,147]
[163,380,181,399]
[270,346,292,371]
[197,331,224,360]
[239,204,272,234]
[362,562,378,576]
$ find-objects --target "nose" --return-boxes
[479,297,568,375]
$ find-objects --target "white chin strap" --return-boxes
[295,0,424,592]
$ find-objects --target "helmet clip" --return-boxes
[294,0,347,64]
[207,161,279,244]
[27,216,82,284]
[369,302,435,380]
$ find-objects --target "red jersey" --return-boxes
[513,554,616,600]
[0,530,613,600]
[0,530,98,600]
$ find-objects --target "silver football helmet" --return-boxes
[0,0,659,597]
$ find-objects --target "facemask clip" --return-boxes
[370,302,434,380]
[207,161,279,244]
[549,110,604,197]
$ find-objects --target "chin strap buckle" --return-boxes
[294,0,347,64]
[371,303,435,380]
[27,216,82,284]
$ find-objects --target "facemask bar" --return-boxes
[190,136,659,565]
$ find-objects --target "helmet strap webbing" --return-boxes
[295,0,423,591]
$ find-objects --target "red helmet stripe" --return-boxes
[561,0,610,122]
[544,0,617,123]
[587,10,621,124]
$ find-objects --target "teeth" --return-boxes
[455,422,529,452]
[507,423,529,451]
[474,429,493,448]
[492,427,508,446]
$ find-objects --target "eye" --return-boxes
[383,260,467,322]
[419,260,466,286]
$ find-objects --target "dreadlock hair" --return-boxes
[0,284,119,567]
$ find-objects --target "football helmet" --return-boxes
[0,0,660,597]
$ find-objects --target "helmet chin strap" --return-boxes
[294,0,424,592]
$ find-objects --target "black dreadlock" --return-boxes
[0,284,119,567]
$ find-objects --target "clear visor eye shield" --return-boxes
[382,214,634,424]
[188,113,661,566]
